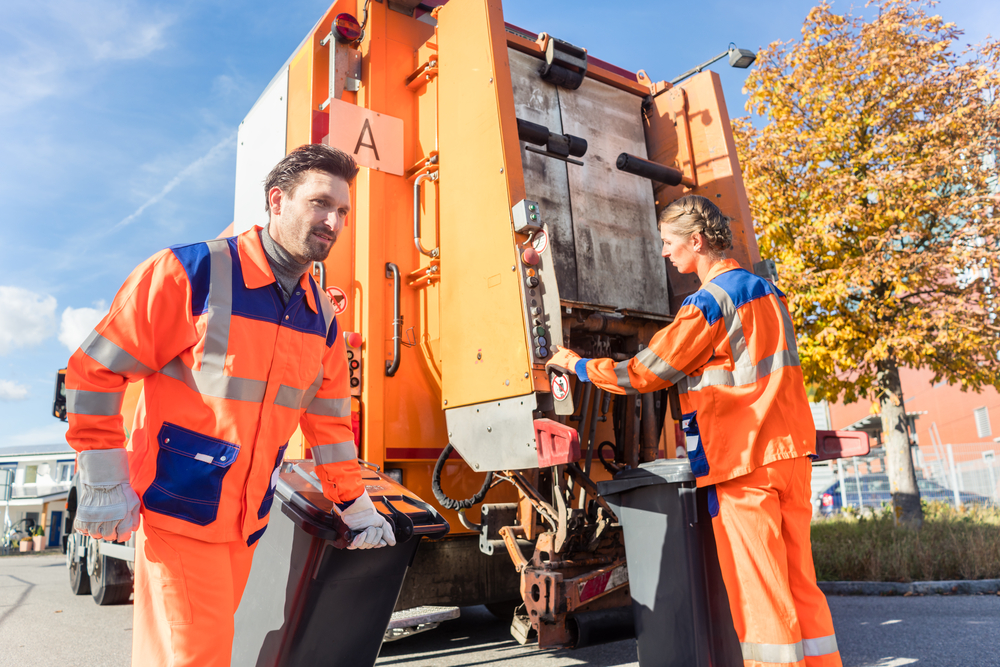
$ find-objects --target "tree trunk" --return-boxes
[877,357,923,530]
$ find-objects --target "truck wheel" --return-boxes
[66,533,91,596]
[90,553,133,605]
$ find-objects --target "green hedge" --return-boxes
[811,502,1000,582]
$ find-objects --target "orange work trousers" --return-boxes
[711,457,842,667]
[132,521,257,667]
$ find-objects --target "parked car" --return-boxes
[819,473,988,515]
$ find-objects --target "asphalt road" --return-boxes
[4,552,1000,667]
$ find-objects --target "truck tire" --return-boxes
[66,533,91,596]
[90,553,133,605]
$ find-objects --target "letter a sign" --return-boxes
[326,98,403,176]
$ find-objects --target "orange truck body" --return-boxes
[223,0,767,645]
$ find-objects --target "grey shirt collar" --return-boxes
[259,225,311,303]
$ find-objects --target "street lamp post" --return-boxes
[670,44,757,85]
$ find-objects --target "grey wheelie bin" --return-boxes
[232,460,449,667]
[597,459,742,667]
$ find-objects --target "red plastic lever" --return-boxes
[534,418,581,467]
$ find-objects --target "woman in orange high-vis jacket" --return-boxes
[65,145,393,667]
[548,195,841,667]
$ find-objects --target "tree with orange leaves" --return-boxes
[733,0,1000,529]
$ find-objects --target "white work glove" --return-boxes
[74,449,141,542]
[334,490,396,550]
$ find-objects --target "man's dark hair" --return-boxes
[264,144,359,213]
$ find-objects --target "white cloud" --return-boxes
[59,302,108,352]
[0,1,175,114]
[0,286,57,355]
[110,131,237,232]
[0,380,29,401]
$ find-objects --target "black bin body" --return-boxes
[232,461,449,667]
[598,459,742,667]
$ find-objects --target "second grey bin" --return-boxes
[598,459,741,667]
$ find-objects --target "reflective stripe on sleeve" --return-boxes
[741,640,804,664]
[311,440,356,465]
[803,634,838,657]
[80,330,154,379]
[201,239,234,373]
[681,349,801,393]
[274,384,306,410]
[634,347,686,386]
[306,397,351,418]
[613,361,638,395]
[65,389,125,416]
[160,357,267,402]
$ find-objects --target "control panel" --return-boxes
[344,331,363,397]
[511,200,562,365]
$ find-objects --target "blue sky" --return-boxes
[0,0,995,447]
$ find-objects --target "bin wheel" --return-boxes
[90,553,133,605]
[67,534,91,596]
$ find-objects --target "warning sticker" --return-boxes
[326,286,349,315]
[532,230,548,254]
[578,563,628,603]
[551,374,570,401]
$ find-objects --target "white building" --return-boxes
[1,442,76,550]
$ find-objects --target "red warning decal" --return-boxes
[326,286,349,315]
[551,375,570,401]
[532,230,549,254]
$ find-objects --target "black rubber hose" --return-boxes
[597,441,622,474]
[431,443,494,511]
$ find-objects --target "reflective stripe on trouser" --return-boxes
[711,457,842,667]
[132,521,257,667]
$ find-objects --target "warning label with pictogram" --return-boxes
[551,374,570,401]
[326,286,349,315]
[326,99,403,176]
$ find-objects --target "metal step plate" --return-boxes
[384,605,461,642]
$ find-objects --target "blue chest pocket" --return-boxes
[143,423,240,526]
[681,411,711,478]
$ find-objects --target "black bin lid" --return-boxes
[276,460,450,545]
[597,458,695,497]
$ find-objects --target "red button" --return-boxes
[521,248,540,266]
[345,331,363,348]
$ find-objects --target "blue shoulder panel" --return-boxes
[228,237,283,325]
[711,268,773,310]
[169,242,211,317]
[681,291,723,325]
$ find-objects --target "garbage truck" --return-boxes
[53,0,870,656]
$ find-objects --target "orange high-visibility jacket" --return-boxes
[65,226,363,545]
[575,259,815,486]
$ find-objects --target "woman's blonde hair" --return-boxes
[658,195,733,254]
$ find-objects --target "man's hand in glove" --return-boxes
[75,449,141,542]
[334,490,397,550]
[546,346,582,376]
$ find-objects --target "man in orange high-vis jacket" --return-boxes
[65,145,394,667]
[548,195,841,667]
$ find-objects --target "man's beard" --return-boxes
[300,226,338,262]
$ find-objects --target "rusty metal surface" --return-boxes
[509,48,579,302]
[509,48,668,316]
[558,75,667,315]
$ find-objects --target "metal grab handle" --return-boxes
[312,261,327,290]
[385,263,401,376]
[414,171,439,257]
